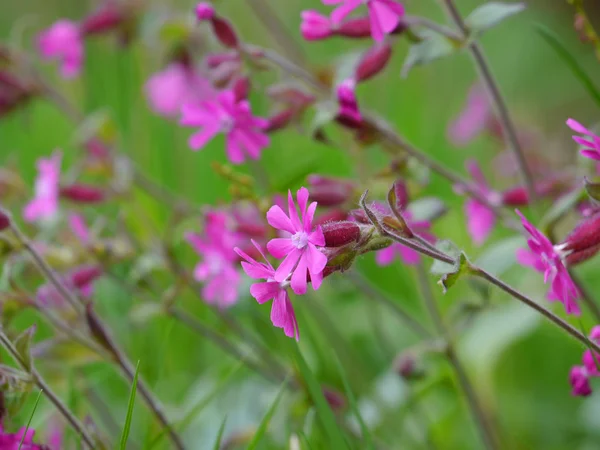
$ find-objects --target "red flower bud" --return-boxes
[235,223,267,238]
[60,184,106,203]
[0,209,10,231]
[81,4,125,35]
[392,180,409,211]
[71,266,103,288]
[355,43,392,83]
[204,52,239,69]
[561,213,600,255]
[337,16,371,38]
[321,221,361,247]
[566,244,600,266]
[211,17,239,48]
[232,76,250,101]
[501,186,529,206]
[267,84,316,108]
[264,108,295,133]
[394,351,423,380]
[322,386,346,412]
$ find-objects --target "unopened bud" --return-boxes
[393,352,423,380]
[195,2,215,21]
[391,180,409,211]
[561,213,600,256]
[71,265,103,288]
[267,84,316,108]
[212,17,239,48]
[81,4,125,35]
[60,184,106,203]
[322,386,346,412]
[321,221,361,247]
[337,16,371,38]
[356,43,392,83]
[307,176,354,207]
[232,76,250,101]
[0,209,10,231]
[204,52,239,69]
[501,186,529,206]
[336,79,362,128]
[264,108,295,133]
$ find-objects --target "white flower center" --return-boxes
[291,231,309,249]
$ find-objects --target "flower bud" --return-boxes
[561,213,600,255]
[81,4,125,35]
[300,11,333,41]
[307,175,354,207]
[267,84,316,108]
[264,108,295,133]
[195,3,215,21]
[322,386,346,412]
[60,184,106,203]
[212,17,239,48]
[0,209,11,231]
[336,78,362,127]
[232,76,250,101]
[501,186,529,206]
[204,52,239,69]
[355,43,392,83]
[337,16,371,38]
[321,221,361,247]
[71,265,103,288]
[393,351,423,380]
[391,180,409,211]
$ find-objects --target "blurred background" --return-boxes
[1,0,600,449]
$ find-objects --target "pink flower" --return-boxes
[145,63,216,118]
[186,211,242,308]
[567,118,600,161]
[266,188,327,295]
[337,78,362,125]
[455,160,502,245]
[569,325,600,396]
[235,240,299,340]
[68,213,90,243]
[38,20,84,78]
[301,11,334,41]
[37,265,102,306]
[323,0,405,42]
[23,151,62,222]
[0,425,45,449]
[515,210,579,315]
[448,84,491,146]
[180,90,270,164]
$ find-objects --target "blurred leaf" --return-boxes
[129,302,164,325]
[332,49,364,88]
[584,177,600,202]
[14,326,36,372]
[294,346,349,449]
[19,389,42,450]
[309,101,338,137]
[535,23,600,108]
[159,21,191,43]
[475,236,525,276]
[407,197,447,222]
[119,360,139,450]
[540,188,586,230]
[334,356,375,450]
[212,415,228,450]
[247,377,289,450]
[401,31,455,78]
[465,2,525,33]
[439,252,471,294]
[430,240,461,275]
[32,339,104,371]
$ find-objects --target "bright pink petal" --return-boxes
[369,1,401,35]
[189,124,220,150]
[266,205,295,234]
[330,0,362,24]
[305,243,327,277]
[308,226,326,247]
[376,246,396,266]
[274,248,302,282]
[287,190,302,231]
[267,238,295,259]
[250,281,280,304]
[580,149,600,161]
[398,245,421,265]
[465,199,495,245]
[297,187,310,227]
[566,118,590,135]
[290,253,309,295]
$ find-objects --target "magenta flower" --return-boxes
[515,210,580,315]
[266,188,327,295]
[337,78,362,125]
[569,325,600,396]
[235,240,299,340]
[180,90,270,164]
[68,213,90,243]
[323,0,405,42]
[567,118,600,161]
[38,20,84,78]
[23,151,62,223]
[187,211,242,308]
[301,11,334,40]
[448,84,491,146]
[145,63,216,118]
[37,265,102,306]
[0,425,45,449]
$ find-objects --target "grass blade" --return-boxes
[212,415,228,450]
[246,376,289,450]
[333,356,375,450]
[293,346,348,449]
[19,389,43,450]
[535,23,600,108]
[119,360,140,450]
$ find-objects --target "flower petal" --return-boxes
[267,238,295,259]
[266,205,295,233]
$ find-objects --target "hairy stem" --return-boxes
[416,265,499,450]
[440,0,537,205]
[0,330,96,449]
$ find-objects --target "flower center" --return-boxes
[291,231,309,249]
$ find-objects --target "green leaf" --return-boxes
[475,236,525,277]
[246,377,289,450]
[333,356,375,450]
[212,415,228,450]
[401,31,455,78]
[465,2,525,33]
[430,240,461,276]
[119,360,140,450]
[584,177,600,202]
[535,24,600,108]
[430,240,472,293]
[294,346,348,449]
[439,252,471,293]
[14,326,36,371]
[19,389,43,450]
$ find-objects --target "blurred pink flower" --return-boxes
[38,20,84,78]
[569,325,600,396]
[145,63,215,118]
[266,188,327,295]
[68,213,90,243]
[235,240,299,340]
[180,90,270,164]
[23,151,62,222]
[37,265,102,306]
[567,118,600,161]
[187,211,242,308]
[448,84,491,146]
[515,210,580,315]
[0,425,45,449]
[301,11,334,40]
[324,0,405,42]
[337,78,362,125]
